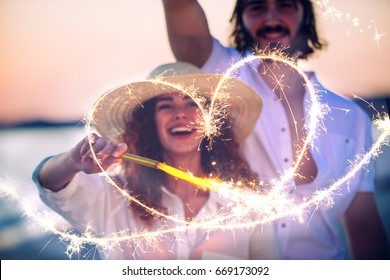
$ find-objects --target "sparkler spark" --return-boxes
[314,0,386,49]
[374,24,385,51]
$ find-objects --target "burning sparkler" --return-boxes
[121,153,221,191]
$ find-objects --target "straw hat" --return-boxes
[92,62,262,144]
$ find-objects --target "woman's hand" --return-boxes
[70,133,128,174]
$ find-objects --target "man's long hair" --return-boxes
[121,96,257,219]
[229,0,326,59]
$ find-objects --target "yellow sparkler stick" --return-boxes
[121,153,159,169]
[121,153,220,191]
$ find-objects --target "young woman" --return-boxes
[32,62,279,259]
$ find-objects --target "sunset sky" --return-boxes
[1,0,389,125]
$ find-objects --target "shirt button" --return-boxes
[281,127,286,132]
[284,158,289,162]
[345,138,350,144]
[281,223,286,228]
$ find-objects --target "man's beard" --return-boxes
[253,25,307,59]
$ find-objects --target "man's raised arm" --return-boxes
[162,0,213,68]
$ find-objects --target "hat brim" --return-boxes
[92,74,262,144]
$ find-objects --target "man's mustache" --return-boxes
[256,25,289,38]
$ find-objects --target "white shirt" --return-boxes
[202,38,375,259]
[34,164,279,260]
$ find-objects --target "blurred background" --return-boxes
[0,0,389,259]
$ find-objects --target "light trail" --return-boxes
[0,0,388,257]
